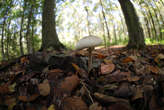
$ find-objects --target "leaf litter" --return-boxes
[0,45,164,110]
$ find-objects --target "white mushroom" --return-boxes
[75,35,103,72]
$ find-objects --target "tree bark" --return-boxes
[26,3,34,54]
[118,0,145,49]
[41,0,65,50]
[1,18,6,60]
[19,0,26,56]
[100,0,111,43]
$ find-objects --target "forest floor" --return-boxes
[0,45,164,110]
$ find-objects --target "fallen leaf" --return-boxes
[104,59,113,64]
[127,76,140,82]
[48,104,55,110]
[63,96,88,110]
[114,82,133,98]
[72,63,80,72]
[0,83,9,94]
[131,86,143,101]
[8,83,16,92]
[18,94,39,102]
[122,56,137,63]
[147,65,159,74]
[47,69,64,81]
[38,79,50,96]
[149,95,160,110]
[72,63,88,78]
[49,69,63,73]
[26,106,36,110]
[100,63,115,75]
[96,53,106,59]
[108,102,133,110]
[154,53,164,64]
[59,75,80,94]
[20,56,29,64]
[5,96,16,110]
[89,102,102,110]
[94,92,129,104]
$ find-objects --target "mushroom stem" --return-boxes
[88,47,94,73]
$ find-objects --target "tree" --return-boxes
[118,0,145,49]
[41,0,65,50]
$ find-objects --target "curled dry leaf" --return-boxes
[38,79,50,96]
[18,94,39,102]
[63,96,88,110]
[59,75,80,94]
[100,63,115,75]
[122,56,137,63]
[94,92,129,104]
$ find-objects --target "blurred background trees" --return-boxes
[0,0,164,60]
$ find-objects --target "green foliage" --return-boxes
[145,38,164,45]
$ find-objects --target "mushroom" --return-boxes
[75,35,103,73]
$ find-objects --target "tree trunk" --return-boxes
[19,1,26,56]
[41,0,65,50]
[100,0,111,43]
[147,10,157,39]
[26,3,34,54]
[1,19,6,60]
[118,0,145,49]
[6,21,11,60]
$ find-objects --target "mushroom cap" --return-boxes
[75,35,103,50]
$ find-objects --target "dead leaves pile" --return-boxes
[0,45,164,110]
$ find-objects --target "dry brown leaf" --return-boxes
[147,65,159,74]
[122,56,137,63]
[18,94,39,102]
[72,63,88,78]
[26,106,36,110]
[60,75,80,94]
[72,63,80,72]
[100,63,115,75]
[114,82,132,98]
[94,92,129,104]
[95,53,106,59]
[49,69,63,73]
[48,104,55,110]
[127,76,140,82]
[5,96,16,110]
[41,106,48,110]
[154,53,164,64]
[107,102,133,110]
[38,79,50,96]
[63,96,88,110]
[104,59,113,64]
[20,56,29,64]
[0,83,9,94]
[149,95,160,110]
[131,86,143,101]
[89,102,102,110]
